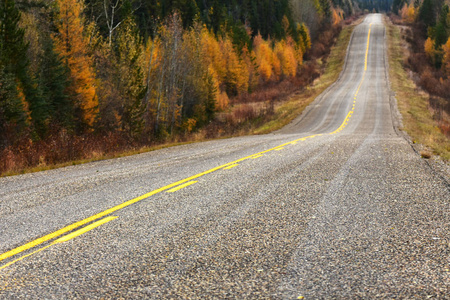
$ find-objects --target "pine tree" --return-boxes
[319,0,332,23]
[0,0,27,143]
[414,0,421,9]
[0,65,25,146]
[419,0,436,28]
[393,0,406,14]
[434,4,449,48]
[39,37,73,129]
[177,0,200,28]
[0,0,28,81]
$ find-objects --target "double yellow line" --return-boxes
[331,23,372,135]
[0,23,373,271]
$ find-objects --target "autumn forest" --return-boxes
[0,0,404,174]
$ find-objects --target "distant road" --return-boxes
[1,14,449,298]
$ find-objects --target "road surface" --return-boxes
[1,14,449,298]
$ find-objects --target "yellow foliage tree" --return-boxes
[220,35,249,95]
[424,37,435,58]
[297,23,311,54]
[253,33,274,82]
[443,37,450,75]
[53,0,98,127]
[401,3,416,23]
[407,4,416,23]
[275,40,297,78]
[200,26,226,85]
[288,36,303,69]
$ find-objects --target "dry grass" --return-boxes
[0,136,200,177]
[386,18,450,160]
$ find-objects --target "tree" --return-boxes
[393,0,406,14]
[0,65,26,146]
[39,37,73,129]
[319,0,332,24]
[253,33,274,82]
[434,4,449,48]
[0,0,28,143]
[443,37,450,74]
[419,0,436,28]
[221,34,249,95]
[297,22,311,54]
[53,0,98,129]
[113,16,146,137]
[401,3,416,23]
[178,0,200,28]
[424,37,434,57]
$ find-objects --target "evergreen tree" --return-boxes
[39,37,73,129]
[414,0,421,9]
[0,0,28,81]
[0,0,27,143]
[0,64,25,146]
[319,0,332,24]
[393,0,406,14]
[419,0,436,28]
[177,0,200,28]
[0,0,49,138]
[434,4,449,48]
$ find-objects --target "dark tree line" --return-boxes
[353,0,393,12]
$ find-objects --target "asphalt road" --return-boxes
[1,14,449,299]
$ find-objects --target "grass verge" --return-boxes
[386,19,450,160]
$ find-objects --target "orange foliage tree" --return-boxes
[53,0,98,128]
[331,7,343,26]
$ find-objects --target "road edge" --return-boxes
[383,16,450,185]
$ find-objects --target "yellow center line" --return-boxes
[332,23,372,135]
[365,25,372,71]
[0,22,374,271]
[55,217,118,243]
[251,155,263,159]
[223,164,239,170]
[0,217,117,271]
[0,137,302,266]
[274,147,284,151]
[166,181,198,193]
